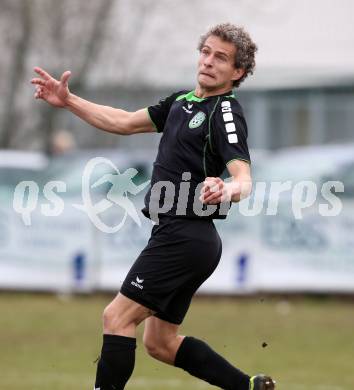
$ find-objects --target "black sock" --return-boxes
[94,334,136,390]
[174,336,250,390]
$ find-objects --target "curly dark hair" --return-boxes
[198,23,258,88]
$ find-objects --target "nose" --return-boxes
[203,53,214,67]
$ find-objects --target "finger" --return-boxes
[203,181,215,191]
[35,86,45,99]
[199,186,211,200]
[205,176,221,182]
[204,177,216,184]
[204,190,222,203]
[200,185,210,194]
[200,193,215,203]
[205,196,222,205]
[205,191,222,202]
[203,177,221,187]
[31,78,46,86]
[200,186,212,203]
[203,189,212,198]
[34,66,52,81]
[208,182,221,193]
[199,190,210,203]
[208,198,222,205]
[60,70,71,86]
[205,185,221,197]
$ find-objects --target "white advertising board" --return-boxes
[0,205,97,292]
[1,198,354,294]
[1,146,353,294]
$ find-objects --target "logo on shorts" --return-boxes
[189,111,206,129]
[131,276,144,290]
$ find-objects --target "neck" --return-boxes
[194,83,233,98]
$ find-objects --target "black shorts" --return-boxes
[120,216,222,324]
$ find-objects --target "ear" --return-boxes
[232,68,245,82]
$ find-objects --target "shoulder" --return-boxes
[217,94,244,117]
[149,91,188,114]
[170,90,191,102]
[154,90,189,105]
[213,95,247,134]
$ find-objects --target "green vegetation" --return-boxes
[1,293,353,390]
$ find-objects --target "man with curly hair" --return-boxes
[32,23,275,390]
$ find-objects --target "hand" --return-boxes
[31,67,71,108]
[199,177,233,205]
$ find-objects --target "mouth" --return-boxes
[199,72,215,79]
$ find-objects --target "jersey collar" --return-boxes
[177,90,235,103]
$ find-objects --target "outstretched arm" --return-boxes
[31,67,154,135]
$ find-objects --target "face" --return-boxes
[197,35,244,93]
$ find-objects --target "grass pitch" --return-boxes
[1,293,353,390]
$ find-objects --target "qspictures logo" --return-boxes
[73,157,150,233]
[12,157,345,232]
[12,157,150,233]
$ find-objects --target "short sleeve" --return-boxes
[147,92,182,133]
[211,99,251,165]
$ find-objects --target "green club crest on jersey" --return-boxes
[189,111,206,129]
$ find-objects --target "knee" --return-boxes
[143,335,166,361]
[102,304,119,332]
[103,303,131,334]
[143,334,179,364]
[102,294,152,335]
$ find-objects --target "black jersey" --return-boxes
[142,90,251,221]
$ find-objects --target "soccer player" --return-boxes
[31,23,275,390]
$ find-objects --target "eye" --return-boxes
[216,54,228,62]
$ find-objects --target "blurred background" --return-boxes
[0,1,354,389]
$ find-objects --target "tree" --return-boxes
[0,0,32,148]
[0,0,115,151]
[37,0,116,154]
[0,0,158,151]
